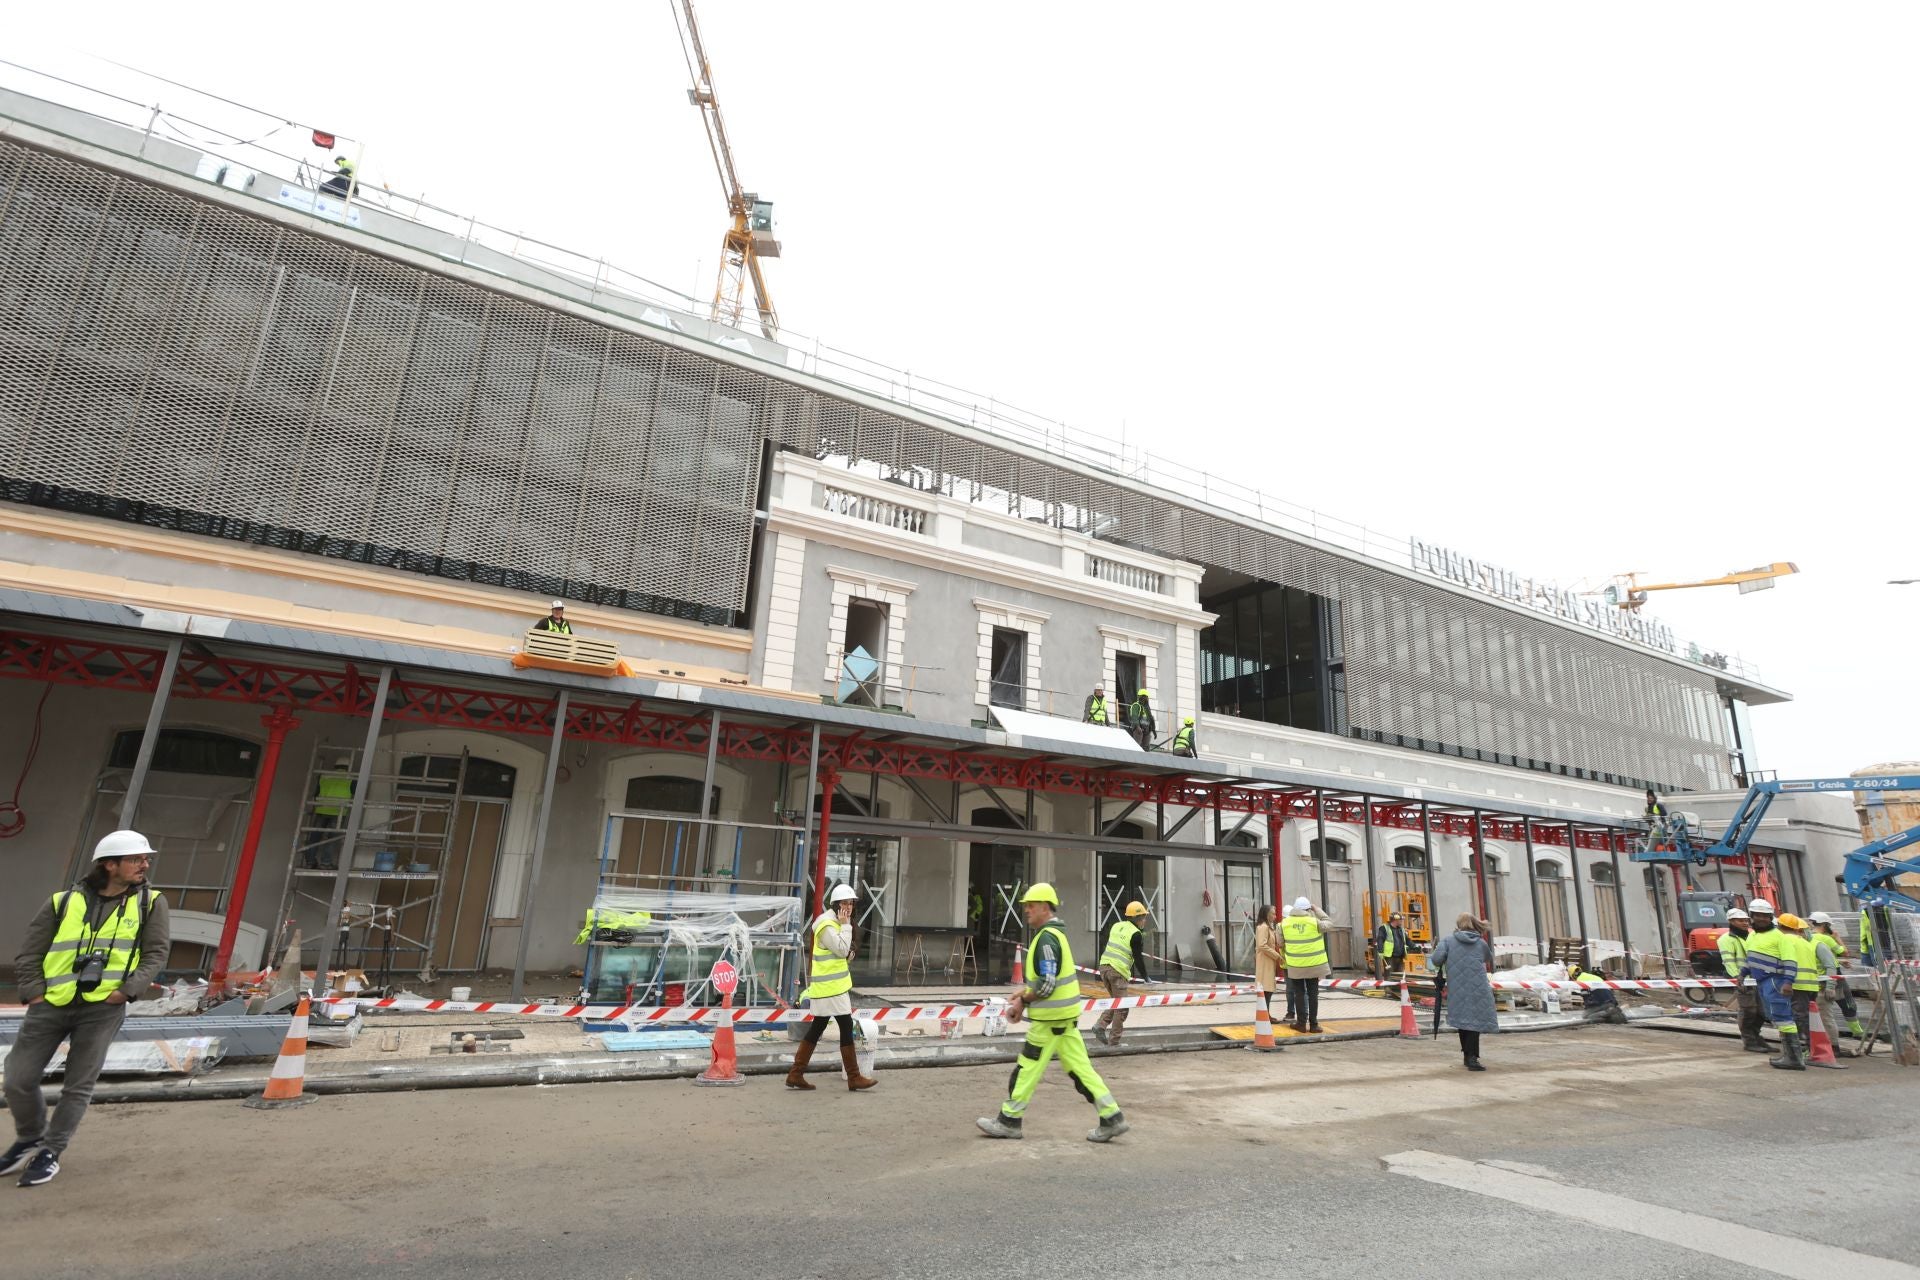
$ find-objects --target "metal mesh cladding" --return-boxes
[0,135,1731,789]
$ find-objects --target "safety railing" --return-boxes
[0,54,1764,686]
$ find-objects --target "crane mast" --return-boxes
[673,0,780,340]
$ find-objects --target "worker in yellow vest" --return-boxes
[1282,896,1333,1033]
[1093,901,1151,1046]
[977,884,1128,1143]
[1373,910,1408,983]
[1083,685,1111,725]
[1717,907,1768,1052]
[1170,717,1196,757]
[1807,911,1866,1041]
[1742,899,1803,1070]
[4,831,172,1188]
[304,757,355,869]
[1777,914,1823,1066]
[786,884,876,1092]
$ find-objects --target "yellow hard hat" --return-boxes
[1776,913,1805,930]
[1020,883,1059,906]
[1182,716,1194,725]
[1137,688,1151,697]
[1125,900,1149,918]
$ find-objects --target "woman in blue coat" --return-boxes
[1429,914,1498,1071]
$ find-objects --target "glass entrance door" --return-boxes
[825,835,899,983]
[1096,852,1164,980]
[1222,860,1263,975]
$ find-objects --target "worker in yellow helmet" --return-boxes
[1126,689,1155,749]
[1778,914,1824,1063]
[1170,716,1196,757]
[1093,901,1151,1046]
[977,884,1128,1143]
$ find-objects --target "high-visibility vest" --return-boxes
[804,914,852,1001]
[1172,725,1194,752]
[1128,698,1150,727]
[1101,920,1140,978]
[1025,923,1083,1021]
[574,906,653,945]
[1718,930,1749,981]
[1086,695,1109,725]
[1744,926,1795,988]
[1786,933,1822,992]
[41,887,150,1006]
[1861,912,1876,962]
[315,773,353,818]
[1810,933,1841,976]
[1282,915,1328,970]
[1814,929,1847,960]
[536,616,573,634]
[1377,925,1401,960]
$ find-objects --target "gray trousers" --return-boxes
[4,1000,127,1154]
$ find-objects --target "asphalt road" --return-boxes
[5,1025,1916,1280]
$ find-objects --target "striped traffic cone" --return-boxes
[244,994,317,1109]
[1398,977,1420,1039]
[1250,998,1280,1052]
[1012,944,1024,986]
[1806,1001,1844,1070]
[694,990,747,1087]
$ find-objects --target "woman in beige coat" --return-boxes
[1253,905,1284,1021]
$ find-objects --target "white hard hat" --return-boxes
[1747,898,1774,914]
[828,884,858,905]
[1725,907,1749,920]
[1293,897,1311,912]
[1808,911,1832,924]
[93,830,155,862]
[550,599,566,609]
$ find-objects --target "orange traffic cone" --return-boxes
[1399,978,1420,1039]
[1806,1001,1844,1070]
[244,994,316,1109]
[1012,944,1025,986]
[694,989,747,1087]
[1250,998,1280,1052]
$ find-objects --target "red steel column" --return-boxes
[209,705,300,992]
[810,764,840,919]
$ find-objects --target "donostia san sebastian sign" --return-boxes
[1409,539,1678,654]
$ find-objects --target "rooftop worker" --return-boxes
[1643,787,1666,846]
[1281,896,1333,1034]
[319,154,357,198]
[5,830,171,1188]
[532,600,573,634]
[1093,901,1151,1046]
[786,884,876,1093]
[1429,913,1499,1071]
[1170,716,1197,757]
[1741,899,1802,1071]
[1083,684,1111,726]
[1718,907,1768,1053]
[1573,948,1626,1025]
[1373,909,1408,983]
[976,883,1129,1144]
[1807,911,1866,1043]
[1127,688,1156,750]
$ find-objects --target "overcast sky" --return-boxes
[9,2,1913,783]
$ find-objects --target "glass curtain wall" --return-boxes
[1199,583,1340,732]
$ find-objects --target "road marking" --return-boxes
[1382,1149,1920,1280]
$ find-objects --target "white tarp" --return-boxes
[986,705,1143,752]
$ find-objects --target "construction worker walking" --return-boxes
[976,884,1128,1143]
[4,831,171,1188]
[1281,897,1332,1033]
[1742,899,1804,1070]
[1093,901,1150,1046]
[786,884,877,1092]
[1717,907,1768,1052]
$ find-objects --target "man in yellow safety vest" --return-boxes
[1807,911,1866,1041]
[1717,907,1768,1052]
[977,884,1128,1143]
[1777,914,1823,1065]
[1083,685,1111,725]
[1093,901,1151,1046]
[4,831,171,1188]
[1282,896,1333,1033]
[1373,910,1408,983]
[1742,899,1804,1070]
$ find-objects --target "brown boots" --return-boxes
[841,1043,878,1091]
[784,1039,816,1090]
[785,1038,878,1091]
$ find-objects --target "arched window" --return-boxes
[110,728,257,778]
[1391,847,1427,895]
[1310,837,1349,863]
[1469,851,1508,934]
[1535,859,1571,940]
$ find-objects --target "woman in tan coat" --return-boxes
[1253,904,1284,1021]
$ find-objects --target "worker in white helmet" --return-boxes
[1718,907,1766,1052]
[1742,898,1804,1069]
[786,883,876,1092]
[533,599,573,634]
[5,831,171,1188]
[1805,912,1865,1049]
[1281,896,1333,1033]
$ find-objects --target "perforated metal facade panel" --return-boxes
[0,135,1732,789]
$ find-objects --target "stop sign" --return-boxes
[709,959,738,996]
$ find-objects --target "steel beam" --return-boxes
[119,636,183,828]
[311,665,393,992]
[512,689,571,999]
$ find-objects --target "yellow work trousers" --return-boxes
[1001,1020,1120,1121]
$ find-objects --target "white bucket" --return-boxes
[450,986,472,1002]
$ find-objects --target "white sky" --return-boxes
[9,2,1914,782]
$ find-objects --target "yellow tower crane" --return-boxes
[1605,562,1799,611]
[672,0,781,340]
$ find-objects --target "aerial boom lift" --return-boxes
[1606,562,1798,612]
[671,0,781,339]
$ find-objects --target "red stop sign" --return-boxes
[709,960,738,995]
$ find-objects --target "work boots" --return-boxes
[784,1039,817,1090]
[1086,1111,1131,1143]
[1770,1031,1807,1071]
[976,1114,1023,1140]
[840,1043,878,1091]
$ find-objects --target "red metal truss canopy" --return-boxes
[0,626,1634,851]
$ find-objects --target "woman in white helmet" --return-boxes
[785,883,877,1092]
